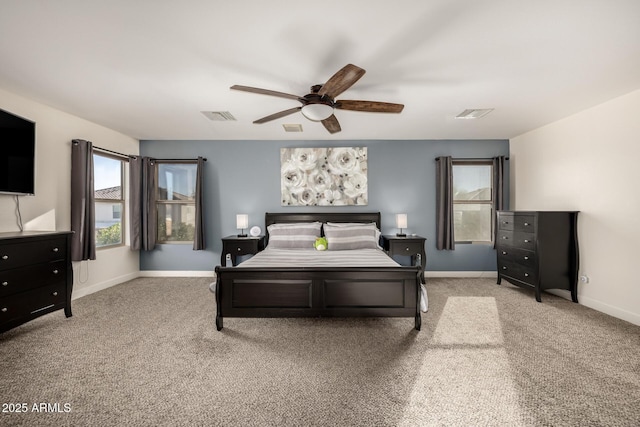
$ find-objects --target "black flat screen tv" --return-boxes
[0,108,36,195]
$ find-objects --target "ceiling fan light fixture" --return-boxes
[301,103,334,121]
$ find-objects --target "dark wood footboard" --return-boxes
[214,266,423,331]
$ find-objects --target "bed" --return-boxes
[214,212,426,331]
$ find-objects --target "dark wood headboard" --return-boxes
[265,212,380,228]
[264,212,381,242]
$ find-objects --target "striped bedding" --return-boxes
[238,247,400,268]
[237,248,428,312]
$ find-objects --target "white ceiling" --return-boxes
[1,0,639,141]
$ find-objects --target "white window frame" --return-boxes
[93,152,125,249]
[155,161,197,244]
[452,160,494,244]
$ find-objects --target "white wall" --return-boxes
[0,87,140,298]
[510,90,640,325]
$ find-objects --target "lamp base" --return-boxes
[396,233,407,237]
[237,234,248,238]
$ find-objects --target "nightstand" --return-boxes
[382,235,427,270]
[221,235,265,266]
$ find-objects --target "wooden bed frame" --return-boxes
[214,212,423,331]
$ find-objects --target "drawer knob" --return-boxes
[1,281,7,286]
[502,266,507,270]
[1,307,7,313]
[237,247,242,251]
[524,239,530,243]
[524,256,529,260]
[524,273,529,277]
[53,270,59,274]
[501,251,507,255]
[53,247,59,252]
[1,255,7,260]
[524,222,530,226]
[52,291,58,296]
[502,221,509,225]
[502,236,508,240]
[405,247,410,251]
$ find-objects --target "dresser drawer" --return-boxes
[498,214,536,232]
[389,240,423,255]
[0,283,66,323]
[0,237,67,271]
[498,261,537,286]
[498,213,515,231]
[497,246,536,267]
[513,215,535,232]
[0,260,67,298]
[226,239,258,255]
[496,231,536,250]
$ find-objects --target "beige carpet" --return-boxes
[1,277,638,426]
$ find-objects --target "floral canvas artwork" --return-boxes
[281,147,368,206]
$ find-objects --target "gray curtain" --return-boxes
[193,156,206,250]
[435,156,455,250]
[141,157,157,251]
[70,139,96,261]
[493,156,507,248]
[129,156,142,250]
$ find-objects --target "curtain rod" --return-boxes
[93,145,135,160]
[434,156,509,161]
[93,146,207,162]
[153,158,207,162]
[74,141,208,162]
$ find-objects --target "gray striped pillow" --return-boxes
[324,223,380,250]
[267,222,322,249]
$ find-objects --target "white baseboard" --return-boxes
[72,272,140,300]
[139,270,215,277]
[425,271,498,279]
[547,289,640,326]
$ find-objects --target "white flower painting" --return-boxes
[281,147,368,206]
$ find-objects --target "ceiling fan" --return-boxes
[230,64,404,134]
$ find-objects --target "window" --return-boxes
[452,161,493,243]
[94,153,125,248]
[156,162,197,243]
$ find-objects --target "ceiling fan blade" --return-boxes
[230,85,303,102]
[335,100,404,113]
[318,64,366,99]
[321,114,341,134]
[253,107,302,124]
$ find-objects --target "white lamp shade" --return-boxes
[396,214,408,229]
[236,214,249,229]
[301,103,334,121]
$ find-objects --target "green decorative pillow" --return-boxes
[314,237,328,251]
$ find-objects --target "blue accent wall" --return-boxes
[139,139,509,271]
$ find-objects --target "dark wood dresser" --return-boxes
[496,211,579,302]
[0,231,73,333]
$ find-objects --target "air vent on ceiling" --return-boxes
[455,109,494,119]
[282,124,303,132]
[202,111,237,121]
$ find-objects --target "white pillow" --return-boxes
[267,222,322,250]
[323,223,380,250]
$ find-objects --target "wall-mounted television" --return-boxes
[0,108,36,196]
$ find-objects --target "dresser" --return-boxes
[496,211,579,303]
[0,231,73,333]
